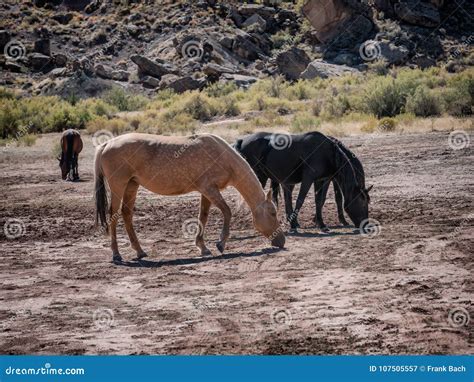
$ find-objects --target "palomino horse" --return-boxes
[94,133,285,262]
[58,129,83,181]
[233,131,371,231]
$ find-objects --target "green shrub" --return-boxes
[182,93,216,121]
[405,86,442,117]
[205,81,238,98]
[356,76,404,117]
[103,87,149,111]
[17,134,37,146]
[378,117,397,131]
[291,112,321,132]
[0,99,21,138]
[441,88,471,116]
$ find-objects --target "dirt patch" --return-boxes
[0,131,472,354]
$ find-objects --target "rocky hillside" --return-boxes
[0,0,472,99]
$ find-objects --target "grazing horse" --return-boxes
[94,133,285,262]
[233,131,371,231]
[58,129,83,181]
[270,136,372,230]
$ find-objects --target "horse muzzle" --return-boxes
[271,232,285,248]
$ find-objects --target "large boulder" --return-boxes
[131,55,179,78]
[242,14,267,32]
[159,74,207,93]
[0,30,11,51]
[276,47,311,80]
[28,53,52,72]
[34,38,50,56]
[300,60,358,79]
[302,0,353,43]
[378,42,410,65]
[238,4,276,20]
[221,73,258,88]
[94,64,129,82]
[394,1,440,27]
[302,0,373,49]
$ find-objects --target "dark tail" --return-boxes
[233,139,243,153]
[94,145,108,233]
[65,132,75,173]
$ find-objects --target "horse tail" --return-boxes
[233,139,243,153]
[66,131,74,165]
[94,144,109,233]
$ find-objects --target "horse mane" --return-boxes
[332,139,360,196]
[330,137,365,186]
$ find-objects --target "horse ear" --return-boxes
[367,185,373,193]
[56,155,61,162]
[266,189,272,202]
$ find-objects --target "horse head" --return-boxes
[253,190,285,248]
[57,154,68,180]
[344,184,373,227]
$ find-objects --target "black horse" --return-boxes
[233,132,372,231]
[272,136,371,230]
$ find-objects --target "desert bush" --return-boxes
[284,80,316,100]
[205,81,238,98]
[405,86,442,117]
[17,134,37,146]
[218,95,241,117]
[103,87,149,112]
[355,76,404,117]
[291,111,321,132]
[378,117,397,131]
[182,93,217,121]
[0,99,22,138]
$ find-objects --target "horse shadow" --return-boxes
[286,226,360,238]
[114,246,283,268]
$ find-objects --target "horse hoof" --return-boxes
[112,253,122,263]
[216,242,225,253]
[201,249,212,257]
[320,227,330,233]
[137,251,148,259]
[289,228,298,234]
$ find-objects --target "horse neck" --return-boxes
[231,158,266,213]
[333,144,358,199]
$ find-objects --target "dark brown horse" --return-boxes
[57,129,83,181]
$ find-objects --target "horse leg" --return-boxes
[195,194,212,256]
[283,184,297,228]
[271,180,280,206]
[291,177,313,231]
[334,180,349,226]
[314,180,330,231]
[122,180,147,259]
[108,183,126,262]
[202,187,231,254]
[73,154,79,181]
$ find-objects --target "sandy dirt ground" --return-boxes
[0,130,472,354]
